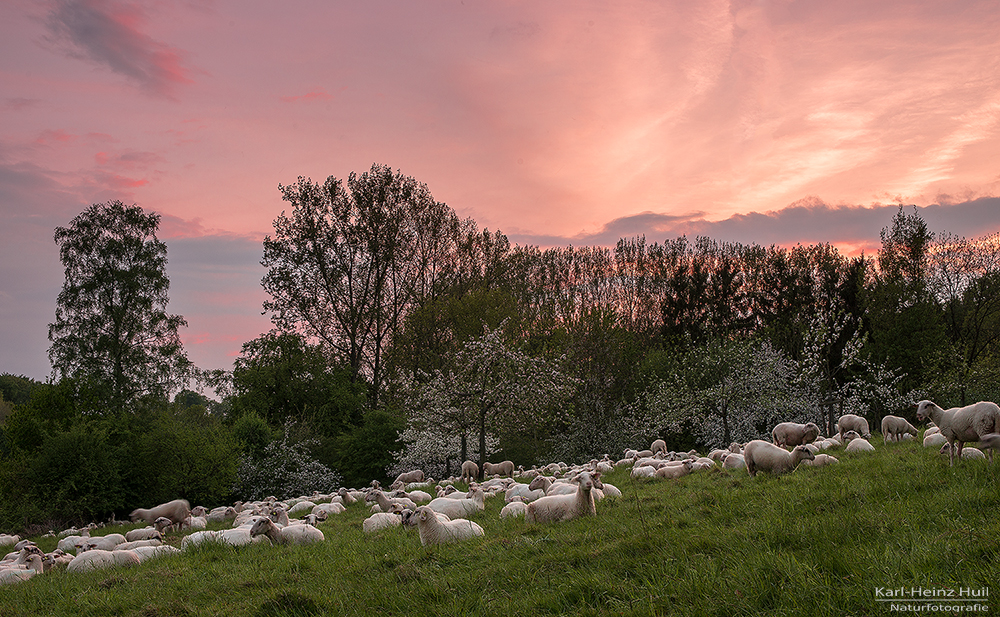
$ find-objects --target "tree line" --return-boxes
[2,164,999,531]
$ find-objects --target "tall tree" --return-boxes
[48,201,189,411]
[262,164,461,406]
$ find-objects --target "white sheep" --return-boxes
[744,440,815,476]
[0,534,20,548]
[0,548,44,584]
[845,437,875,453]
[939,443,986,460]
[130,498,191,526]
[881,415,918,443]
[771,422,820,447]
[250,517,324,545]
[427,488,485,519]
[916,400,1000,465]
[460,460,479,484]
[979,433,1000,460]
[722,454,746,470]
[499,498,527,519]
[650,439,667,454]
[631,465,657,479]
[655,460,694,479]
[287,501,317,517]
[114,539,162,551]
[525,471,602,524]
[125,527,162,542]
[66,549,141,572]
[363,511,403,534]
[413,505,484,546]
[837,414,872,440]
[801,453,839,467]
[77,533,126,552]
[367,490,417,512]
[482,460,515,477]
[393,469,426,486]
[923,432,948,448]
[131,545,181,562]
[312,502,346,517]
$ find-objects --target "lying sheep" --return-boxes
[499,498,527,519]
[837,414,872,440]
[363,510,403,534]
[130,499,191,526]
[124,527,162,543]
[722,454,746,470]
[66,549,140,572]
[917,399,1000,465]
[413,505,484,546]
[394,469,426,486]
[77,534,126,552]
[881,415,918,443]
[939,443,986,460]
[427,488,485,520]
[923,432,948,448]
[249,518,324,545]
[655,460,694,479]
[525,471,602,524]
[801,453,839,467]
[771,422,820,448]
[845,437,875,453]
[744,440,815,476]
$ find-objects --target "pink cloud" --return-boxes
[280,88,335,103]
[35,129,77,146]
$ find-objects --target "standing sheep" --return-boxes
[744,440,815,476]
[525,471,602,524]
[881,415,918,443]
[916,400,1000,465]
[130,499,191,526]
[771,422,820,448]
[482,461,515,477]
[460,460,479,483]
[837,414,872,440]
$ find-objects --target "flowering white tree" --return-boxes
[634,338,814,449]
[235,421,342,500]
[395,323,578,476]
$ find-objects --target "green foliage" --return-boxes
[48,201,190,412]
[0,373,44,406]
[234,426,342,501]
[328,407,406,488]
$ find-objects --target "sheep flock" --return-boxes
[2,398,997,588]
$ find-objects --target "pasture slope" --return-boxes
[1,439,997,616]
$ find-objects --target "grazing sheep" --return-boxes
[460,460,479,483]
[837,414,872,440]
[845,438,875,453]
[881,415,918,443]
[249,517,324,545]
[525,471,602,524]
[916,400,1000,465]
[66,549,140,572]
[771,422,821,448]
[413,505,484,546]
[130,499,191,526]
[979,433,1000,459]
[744,440,815,477]
[482,461,515,477]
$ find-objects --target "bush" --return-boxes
[235,425,342,501]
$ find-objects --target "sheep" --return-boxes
[771,422,821,448]
[367,490,417,512]
[250,517,324,545]
[131,545,180,562]
[499,497,527,519]
[916,400,1000,465]
[979,433,1000,460]
[206,506,238,523]
[427,488,485,520]
[881,415,918,443]
[114,539,162,551]
[183,515,208,530]
[939,443,986,460]
[743,440,815,476]
[845,438,875,453]
[525,471,602,524]
[393,469,426,486]
[923,432,948,448]
[460,460,479,483]
[482,460,515,477]
[413,505,484,546]
[837,414,872,440]
[130,498,191,526]
[287,501,317,517]
[722,454,746,470]
[801,453,839,467]
[125,527,162,542]
[650,439,667,454]
[66,549,141,572]
[363,510,403,534]
[631,465,657,479]
[77,533,126,552]
[655,460,694,479]
[312,502,346,517]
[0,548,44,584]
[0,534,20,548]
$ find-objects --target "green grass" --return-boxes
[2,441,998,616]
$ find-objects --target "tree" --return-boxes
[262,165,464,406]
[396,323,577,474]
[48,201,190,411]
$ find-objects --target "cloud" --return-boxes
[45,0,194,98]
[4,98,43,111]
[280,88,335,103]
[506,197,1000,255]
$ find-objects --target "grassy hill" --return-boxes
[1,439,997,616]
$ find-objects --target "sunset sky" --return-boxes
[2,0,999,383]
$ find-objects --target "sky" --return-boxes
[2,0,1000,383]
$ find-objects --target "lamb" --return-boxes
[249,517,325,545]
[881,415,918,443]
[413,505,484,546]
[916,400,1000,465]
[631,465,657,479]
[525,471,602,524]
[482,460,515,477]
[837,414,872,440]
[130,498,191,526]
[66,549,141,572]
[771,422,821,447]
[460,460,479,483]
[743,440,815,476]
[427,488,485,519]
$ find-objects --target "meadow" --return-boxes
[1,438,997,617]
